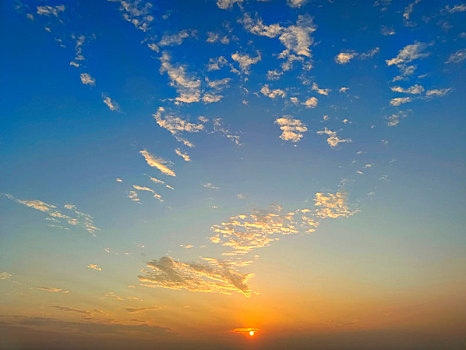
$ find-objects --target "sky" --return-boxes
[0,0,465,349]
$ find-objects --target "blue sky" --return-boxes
[1,0,465,349]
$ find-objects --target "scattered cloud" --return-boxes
[390,84,424,94]
[36,5,65,17]
[87,264,102,271]
[80,73,95,86]
[0,272,12,280]
[386,111,408,127]
[102,95,119,111]
[275,116,308,143]
[126,307,160,313]
[390,97,412,106]
[231,51,261,74]
[335,52,357,64]
[314,192,354,219]
[316,128,351,147]
[132,185,163,201]
[426,88,451,96]
[445,4,466,13]
[260,84,286,98]
[2,194,99,235]
[175,149,191,162]
[386,42,431,79]
[36,286,70,294]
[216,0,243,10]
[111,0,154,32]
[445,49,466,64]
[312,82,330,95]
[140,149,176,177]
[139,256,253,296]
[159,30,191,46]
[203,183,220,190]
[287,0,307,8]
[303,96,318,108]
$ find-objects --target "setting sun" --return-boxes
[249,331,254,336]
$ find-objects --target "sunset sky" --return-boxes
[1,0,465,349]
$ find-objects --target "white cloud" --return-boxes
[445,4,466,13]
[159,52,201,103]
[278,15,316,58]
[275,116,308,143]
[240,13,283,38]
[386,42,431,66]
[260,84,286,98]
[303,96,318,108]
[335,52,356,64]
[36,5,65,17]
[287,0,307,8]
[312,82,330,95]
[445,49,466,64]
[203,182,220,190]
[132,185,163,201]
[386,111,408,127]
[140,149,176,177]
[213,118,241,145]
[80,73,95,86]
[112,0,154,32]
[102,95,119,111]
[316,128,351,147]
[158,30,191,46]
[339,87,349,93]
[390,84,424,94]
[216,0,243,9]
[231,51,261,74]
[390,97,412,106]
[425,88,451,96]
[207,56,228,71]
[314,192,354,219]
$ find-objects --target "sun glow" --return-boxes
[249,330,254,336]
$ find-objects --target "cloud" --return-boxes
[139,256,253,296]
[446,49,466,64]
[212,118,241,145]
[386,42,431,79]
[126,307,160,313]
[240,13,283,38]
[210,206,319,256]
[445,4,466,13]
[216,0,243,9]
[316,128,351,147]
[203,183,219,190]
[36,5,65,17]
[2,194,99,235]
[158,30,191,46]
[132,185,163,201]
[87,264,102,271]
[335,52,357,64]
[140,149,176,177]
[111,0,154,32]
[312,82,330,95]
[260,84,286,98]
[278,15,316,58]
[52,306,94,317]
[403,0,421,21]
[287,0,307,8]
[116,178,123,182]
[314,192,354,218]
[390,97,412,106]
[36,287,70,294]
[206,32,230,44]
[207,56,228,71]
[175,149,191,162]
[128,190,140,202]
[104,291,143,302]
[102,95,119,111]
[339,87,349,93]
[303,96,318,108]
[386,111,408,127]
[426,88,451,96]
[154,107,204,146]
[159,52,201,103]
[80,73,96,86]
[231,51,261,74]
[275,116,308,143]
[390,84,424,94]
[0,272,12,280]
[386,42,430,66]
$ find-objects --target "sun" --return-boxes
[249,331,254,336]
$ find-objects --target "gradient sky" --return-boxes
[1,0,465,349]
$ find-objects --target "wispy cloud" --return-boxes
[316,128,351,147]
[390,84,424,94]
[445,49,466,64]
[36,5,65,17]
[159,30,191,46]
[0,272,13,280]
[111,0,154,32]
[139,256,253,296]
[87,264,102,271]
[102,95,119,111]
[314,192,354,219]
[2,194,99,235]
[390,97,412,106]
[36,286,70,294]
[140,149,176,177]
[260,84,286,98]
[175,149,191,162]
[231,51,261,74]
